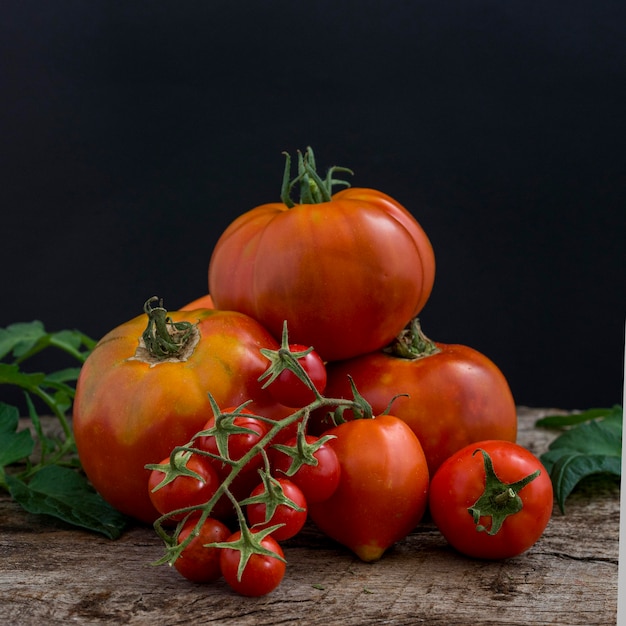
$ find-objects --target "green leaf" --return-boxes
[540,411,622,513]
[5,465,128,539]
[0,321,47,361]
[535,405,622,428]
[0,363,46,390]
[0,402,35,467]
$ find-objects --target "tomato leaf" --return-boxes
[538,407,622,513]
[5,465,128,539]
[0,321,47,360]
[0,402,35,468]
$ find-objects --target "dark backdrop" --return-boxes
[2,1,625,410]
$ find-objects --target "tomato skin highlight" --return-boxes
[73,307,291,523]
[332,187,435,316]
[428,440,554,560]
[220,531,286,597]
[307,415,429,562]
[174,516,231,583]
[316,341,517,476]
[208,189,435,362]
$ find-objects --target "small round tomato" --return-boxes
[148,453,220,521]
[245,477,308,541]
[195,408,269,478]
[307,415,429,562]
[266,344,327,408]
[220,531,286,596]
[428,440,553,560]
[269,435,341,503]
[174,516,231,583]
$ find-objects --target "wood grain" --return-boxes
[0,407,619,625]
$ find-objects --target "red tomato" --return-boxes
[195,409,269,477]
[269,435,341,504]
[180,294,215,310]
[148,453,220,521]
[307,415,429,562]
[429,440,553,559]
[174,516,231,582]
[265,344,327,408]
[73,298,291,523]
[245,477,308,541]
[208,148,435,362]
[220,531,286,596]
[313,319,517,476]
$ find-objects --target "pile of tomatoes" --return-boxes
[72,148,554,597]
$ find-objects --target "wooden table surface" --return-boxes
[0,407,620,626]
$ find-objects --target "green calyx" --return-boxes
[384,317,441,360]
[139,296,198,361]
[280,146,353,207]
[468,448,541,535]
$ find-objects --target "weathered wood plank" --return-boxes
[0,407,619,625]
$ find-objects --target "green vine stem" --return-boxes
[468,448,541,535]
[139,297,197,360]
[384,317,441,360]
[280,147,353,208]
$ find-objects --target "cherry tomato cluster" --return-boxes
[147,387,343,596]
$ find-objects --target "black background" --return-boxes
[2,1,625,410]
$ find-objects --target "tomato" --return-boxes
[195,409,269,477]
[208,148,435,362]
[265,343,327,408]
[429,440,553,559]
[174,516,231,582]
[269,434,341,504]
[147,452,220,521]
[313,318,517,476]
[180,294,215,310]
[245,477,307,541]
[73,297,291,523]
[307,415,429,562]
[219,531,286,596]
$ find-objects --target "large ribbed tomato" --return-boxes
[73,297,290,523]
[312,319,517,476]
[208,148,435,362]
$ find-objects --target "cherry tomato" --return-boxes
[208,148,435,362]
[73,298,291,523]
[148,453,220,521]
[220,531,286,596]
[307,415,429,562]
[269,435,341,503]
[313,318,517,476]
[266,344,327,408]
[428,440,553,559]
[174,516,231,582]
[195,409,268,478]
[245,477,307,541]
